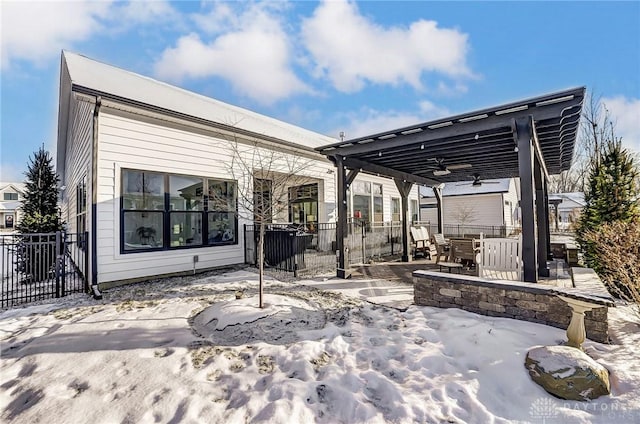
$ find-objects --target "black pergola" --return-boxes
[316,87,586,282]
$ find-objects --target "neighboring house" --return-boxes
[0,182,25,230]
[419,178,521,230]
[548,192,585,231]
[56,51,419,288]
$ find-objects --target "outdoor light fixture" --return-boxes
[433,169,451,176]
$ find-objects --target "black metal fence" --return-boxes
[413,222,521,239]
[1,232,88,308]
[244,222,407,277]
[244,222,521,277]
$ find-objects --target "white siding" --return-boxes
[96,107,336,284]
[61,98,93,229]
[60,97,93,280]
[444,194,504,227]
[420,198,438,224]
[502,179,520,227]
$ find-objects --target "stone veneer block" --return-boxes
[439,288,462,298]
[478,301,506,313]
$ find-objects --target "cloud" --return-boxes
[1,1,112,69]
[337,100,450,139]
[0,1,179,70]
[602,96,640,154]
[117,0,179,25]
[154,3,309,104]
[301,0,473,93]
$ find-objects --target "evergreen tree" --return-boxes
[16,147,64,282]
[17,147,63,233]
[577,138,639,272]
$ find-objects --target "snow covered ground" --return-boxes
[1,270,639,423]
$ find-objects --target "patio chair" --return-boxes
[410,227,429,258]
[431,233,450,264]
[450,238,479,269]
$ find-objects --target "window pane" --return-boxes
[373,196,383,223]
[208,180,237,211]
[123,170,164,210]
[373,183,383,196]
[123,211,163,250]
[170,212,203,247]
[410,199,418,221]
[208,212,236,244]
[170,176,203,211]
[352,181,370,195]
[353,194,371,221]
[391,198,401,222]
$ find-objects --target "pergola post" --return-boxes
[549,199,562,231]
[535,161,550,277]
[394,179,414,262]
[515,117,538,282]
[433,185,445,234]
[334,157,358,279]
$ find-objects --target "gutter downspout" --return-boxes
[91,96,102,300]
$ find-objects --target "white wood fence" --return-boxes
[477,233,522,281]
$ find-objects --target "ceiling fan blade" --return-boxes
[447,163,473,170]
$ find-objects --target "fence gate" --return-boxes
[1,232,89,308]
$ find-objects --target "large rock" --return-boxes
[525,345,610,401]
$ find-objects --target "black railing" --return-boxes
[1,232,89,308]
[245,222,521,278]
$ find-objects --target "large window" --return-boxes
[3,192,18,201]
[121,169,237,253]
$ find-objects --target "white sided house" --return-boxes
[548,192,585,231]
[420,178,521,233]
[0,182,24,230]
[56,52,419,289]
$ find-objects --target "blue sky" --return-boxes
[1,0,639,182]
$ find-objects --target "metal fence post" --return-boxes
[55,231,61,298]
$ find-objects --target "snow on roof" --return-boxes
[421,178,512,198]
[549,192,585,206]
[0,182,25,193]
[0,201,21,210]
[62,51,337,149]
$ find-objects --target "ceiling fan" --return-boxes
[431,158,472,176]
[456,173,501,186]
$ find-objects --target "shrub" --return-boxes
[581,220,640,317]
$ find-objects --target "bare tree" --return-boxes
[455,205,477,237]
[549,93,620,193]
[215,134,316,308]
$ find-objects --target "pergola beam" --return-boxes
[318,100,581,158]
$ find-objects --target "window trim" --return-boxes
[119,169,238,254]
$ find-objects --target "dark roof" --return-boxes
[316,87,585,186]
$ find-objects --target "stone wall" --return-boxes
[413,271,610,343]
